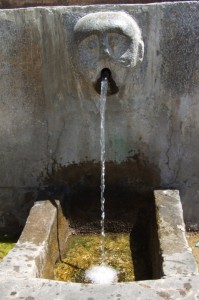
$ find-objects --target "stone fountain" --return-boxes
[0,1,199,298]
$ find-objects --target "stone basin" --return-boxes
[0,190,197,282]
[0,190,198,299]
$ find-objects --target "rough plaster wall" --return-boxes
[0,2,198,231]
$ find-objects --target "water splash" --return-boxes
[85,264,118,284]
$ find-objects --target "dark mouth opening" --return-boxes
[94,68,119,96]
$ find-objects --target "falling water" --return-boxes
[100,76,108,264]
[85,75,118,284]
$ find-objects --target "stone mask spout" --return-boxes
[73,11,144,95]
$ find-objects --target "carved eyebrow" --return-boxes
[74,31,99,44]
[74,28,131,44]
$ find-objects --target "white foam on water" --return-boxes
[85,264,118,284]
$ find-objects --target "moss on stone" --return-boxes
[54,233,135,283]
[0,235,17,260]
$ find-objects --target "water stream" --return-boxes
[100,77,108,264]
[85,75,118,284]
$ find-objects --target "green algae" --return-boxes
[54,233,135,283]
[0,235,17,260]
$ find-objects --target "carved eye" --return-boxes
[80,34,99,51]
[87,37,98,50]
[107,33,130,58]
[78,34,99,63]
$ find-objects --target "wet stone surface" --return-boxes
[42,160,159,233]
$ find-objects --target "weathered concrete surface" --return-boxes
[154,190,198,277]
[0,200,71,279]
[0,275,198,300]
[0,2,198,230]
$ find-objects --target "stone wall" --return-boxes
[0,0,187,9]
[0,1,198,232]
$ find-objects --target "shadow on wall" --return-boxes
[38,156,160,232]
[0,190,36,237]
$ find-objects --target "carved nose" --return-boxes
[100,39,110,58]
[102,47,110,57]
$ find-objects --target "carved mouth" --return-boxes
[94,68,119,96]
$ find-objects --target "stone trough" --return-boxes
[0,190,198,299]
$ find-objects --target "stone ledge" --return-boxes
[0,200,71,279]
[0,275,198,299]
[154,190,198,277]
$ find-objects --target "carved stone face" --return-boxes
[74,12,144,92]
